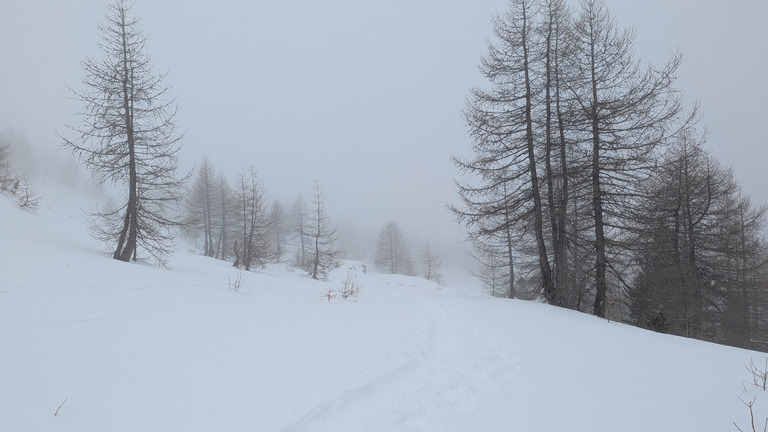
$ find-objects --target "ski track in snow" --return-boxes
[280,285,521,432]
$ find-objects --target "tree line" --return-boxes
[184,157,342,279]
[373,220,444,284]
[59,0,446,285]
[56,0,343,279]
[186,162,446,283]
[453,0,768,350]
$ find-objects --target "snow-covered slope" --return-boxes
[1,188,766,431]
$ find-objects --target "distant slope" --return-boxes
[1,188,766,431]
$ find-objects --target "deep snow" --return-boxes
[1,187,767,431]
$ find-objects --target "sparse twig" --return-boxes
[320,287,337,302]
[54,397,67,416]
[338,269,360,301]
[222,271,247,292]
[734,397,768,432]
[746,358,768,391]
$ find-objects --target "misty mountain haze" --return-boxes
[1,0,767,284]
[3,1,768,428]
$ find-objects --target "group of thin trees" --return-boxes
[374,221,444,284]
[0,132,40,210]
[627,136,768,348]
[184,158,342,279]
[61,0,342,278]
[453,0,768,349]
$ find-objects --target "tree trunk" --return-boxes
[312,205,321,280]
[115,15,137,263]
[587,13,607,318]
[553,2,570,307]
[521,1,555,303]
[591,127,607,318]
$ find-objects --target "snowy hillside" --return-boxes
[1,188,766,432]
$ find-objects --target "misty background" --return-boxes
[1,0,766,266]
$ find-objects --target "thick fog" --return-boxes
[1,0,766,265]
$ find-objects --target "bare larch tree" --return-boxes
[419,240,444,284]
[456,0,555,303]
[571,0,687,316]
[186,156,217,257]
[292,194,310,268]
[375,221,413,275]
[306,180,342,280]
[62,0,186,265]
[233,166,275,271]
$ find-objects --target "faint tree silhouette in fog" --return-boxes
[375,221,413,276]
[305,180,342,280]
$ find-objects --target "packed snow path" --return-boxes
[281,279,519,432]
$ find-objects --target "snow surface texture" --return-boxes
[1,187,766,431]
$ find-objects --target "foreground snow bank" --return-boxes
[1,190,766,431]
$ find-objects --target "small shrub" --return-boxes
[338,269,360,301]
[320,287,337,303]
[735,358,768,432]
[746,358,768,391]
[222,271,247,292]
[734,397,767,432]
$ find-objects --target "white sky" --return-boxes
[1,0,767,257]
